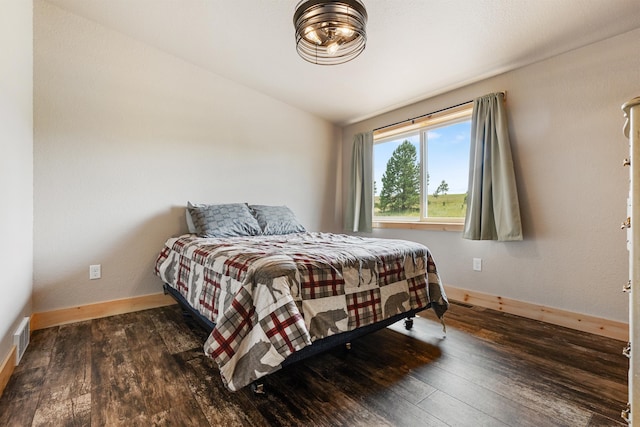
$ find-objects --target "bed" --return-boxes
[153,203,448,392]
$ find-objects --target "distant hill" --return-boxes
[374,193,466,218]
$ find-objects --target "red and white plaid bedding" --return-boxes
[154,232,447,391]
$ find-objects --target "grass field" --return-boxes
[374,193,466,218]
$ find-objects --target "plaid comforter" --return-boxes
[154,232,448,391]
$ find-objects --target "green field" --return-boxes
[374,193,467,218]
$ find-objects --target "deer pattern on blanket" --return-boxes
[163,254,177,287]
[247,255,299,305]
[188,267,202,307]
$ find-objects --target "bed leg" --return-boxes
[251,381,266,395]
[404,317,414,330]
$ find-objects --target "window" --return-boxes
[372,103,472,230]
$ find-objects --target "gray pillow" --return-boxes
[185,201,203,233]
[188,203,261,238]
[249,205,306,235]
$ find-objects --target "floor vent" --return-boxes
[13,317,30,365]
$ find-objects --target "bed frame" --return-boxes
[163,283,425,393]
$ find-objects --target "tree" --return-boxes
[433,180,449,198]
[379,141,420,213]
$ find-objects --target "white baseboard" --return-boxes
[445,285,628,341]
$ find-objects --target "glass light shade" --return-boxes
[294,0,368,65]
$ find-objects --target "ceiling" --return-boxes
[45,0,640,126]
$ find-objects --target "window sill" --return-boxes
[372,220,464,232]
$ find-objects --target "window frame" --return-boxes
[372,103,473,231]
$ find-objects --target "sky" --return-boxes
[373,120,471,195]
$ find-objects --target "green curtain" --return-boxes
[463,93,523,241]
[345,132,373,233]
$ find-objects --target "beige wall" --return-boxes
[31,0,640,325]
[33,1,341,312]
[343,28,640,323]
[0,0,33,359]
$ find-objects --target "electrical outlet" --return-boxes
[473,258,482,272]
[89,264,101,280]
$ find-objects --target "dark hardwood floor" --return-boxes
[0,301,627,426]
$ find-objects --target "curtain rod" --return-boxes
[373,91,506,133]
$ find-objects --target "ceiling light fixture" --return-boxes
[293,0,368,66]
